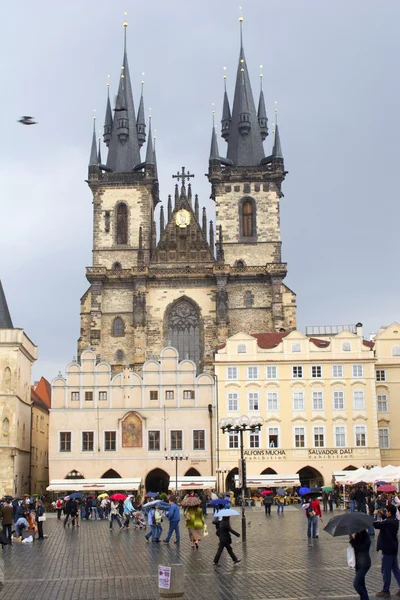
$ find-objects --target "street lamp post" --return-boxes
[165,453,189,492]
[219,415,264,543]
[216,468,228,493]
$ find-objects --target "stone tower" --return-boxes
[207,17,296,334]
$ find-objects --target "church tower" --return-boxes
[208,16,296,334]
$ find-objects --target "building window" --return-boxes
[99,391,107,401]
[377,394,388,412]
[36,415,39,431]
[335,426,346,447]
[353,390,365,410]
[332,365,344,378]
[59,432,71,452]
[242,199,254,237]
[249,432,260,448]
[268,427,279,448]
[248,392,259,411]
[82,431,94,452]
[116,203,128,245]
[227,393,238,412]
[342,342,351,352]
[85,391,93,402]
[247,366,259,380]
[71,392,79,401]
[183,390,195,400]
[292,366,303,379]
[244,291,253,308]
[392,346,400,356]
[376,370,386,382]
[193,430,205,450]
[333,390,345,410]
[165,298,201,370]
[115,349,125,363]
[150,391,158,400]
[104,431,116,451]
[237,344,247,353]
[112,317,125,336]
[228,431,239,449]
[148,431,160,451]
[352,365,364,378]
[113,261,122,271]
[267,392,279,411]
[311,365,322,378]
[165,391,174,400]
[312,391,324,411]
[227,367,238,380]
[313,427,325,448]
[293,391,305,411]
[355,425,366,447]
[170,430,183,451]
[292,342,301,353]
[266,366,278,379]
[294,427,305,448]
[379,428,390,449]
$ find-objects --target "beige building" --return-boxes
[215,328,381,489]
[49,347,215,492]
[30,378,50,495]
[373,322,400,466]
[0,281,38,496]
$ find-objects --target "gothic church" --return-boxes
[79,19,296,374]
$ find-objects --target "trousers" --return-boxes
[381,553,400,593]
[214,540,238,564]
[354,565,370,600]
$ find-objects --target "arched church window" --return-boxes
[112,317,125,336]
[242,200,253,237]
[113,262,122,271]
[245,291,254,307]
[3,367,11,392]
[165,298,201,370]
[115,349,125,363]
[116,203,128,245]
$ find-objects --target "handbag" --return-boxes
[203,524,208,537]
[347,546,356,568]
[38,515,46,522]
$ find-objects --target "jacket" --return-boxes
[218,518,240,544]
[0,505,13,526]
[350,530,371,569]
[374,516,399,555]
[168,503,180,522]
[184,507,204,530]
[263,496,273,505]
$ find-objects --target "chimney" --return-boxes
[356,322,363,338]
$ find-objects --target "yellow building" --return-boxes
[215,328,381,489]
[373,322,400,465]
[31,378,50,495]
[49,348,215,493]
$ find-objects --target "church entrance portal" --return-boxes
[297,466,324,488]
[145,469,170,494]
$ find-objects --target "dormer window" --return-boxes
[237,344,247,354]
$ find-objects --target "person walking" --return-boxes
[144,507,157,542]
[322,491,328,512]
[163,496,181,544]
[263,493,273,516]
[55,498,63,520]
[277,493,285,515]
[36,500,46,540]
[213,516,241,567]
[109,500,123,530]
[349,529,371,600]
[304,496,322,539]
[184,505,204,549]
[154,506,163,542]
[0,501,13,542]
[374,504,400,597]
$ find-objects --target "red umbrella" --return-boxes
[377,484,397,493]
[260,490,273,496]
[110,493,126,501]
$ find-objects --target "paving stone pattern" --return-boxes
[0,506,387,600]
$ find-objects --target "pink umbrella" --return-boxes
[377,484,397,493]
[260,490,273,496]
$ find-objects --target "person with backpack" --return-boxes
[303,496,322,539]
[263,493,273,516]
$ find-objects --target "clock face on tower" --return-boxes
[175,209,191,228]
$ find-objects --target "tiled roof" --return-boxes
[33,377,51,408]
[251,332,289,348]
[31,387,49,412]
[308,337,331,348]
[362,339,374,349]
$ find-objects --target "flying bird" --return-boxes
[18,116,37,125]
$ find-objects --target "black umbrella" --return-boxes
[301,490,322,498]
[324,512,374,537]
[354,481,367,487]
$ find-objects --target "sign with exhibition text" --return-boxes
[158,566,171,590]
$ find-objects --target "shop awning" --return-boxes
[47,478,142,492]
[234,474,300,488]
[170,477,216,491]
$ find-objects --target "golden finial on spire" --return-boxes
[121,65,125,79]
[212,102,216,126]
[273,101,278,134]
[239,5,243,22]
[123,11,128,27]
[223,66,227,90]
[93,109,96,121]
[260,64,263,91]
[106,74,110,88]
[149,107,152,118]
[141,71,145,86]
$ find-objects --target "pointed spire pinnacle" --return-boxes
[145,116,154,164]
[0,280,13,329]
[202,207,207,234]
[221,67,231,142]
[167,195,172,221]
[97,136,102,165]
[225,17,265,166]
[136,76,146,149]
[153,135,158,179]
[257,65,268,140]
[174,184,179,209]
[187,183,192,206]
[160,205,165,233]
[89,115,98,166]
[209,221,214,257]
[210,118,220,161]
[194,194,199,222]
[103,80,113,147]
[272,105,283,160]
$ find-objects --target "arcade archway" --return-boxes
[343,465,358,471]
[226,467,238,492]
[185,468,201,477]
[145,469,170,494]
[297,466,324,488]
[261,467,277,475]
[101,469,121,478]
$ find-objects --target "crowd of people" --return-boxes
[0,496,46,543]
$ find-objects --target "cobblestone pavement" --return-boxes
[0,506,387,600]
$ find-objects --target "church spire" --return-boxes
[221,70,231,142]
[225,16,265,166]
[136,78,146,149]
[257,68,268,141]
[89,116,98,166]
[209,116,220,162]
[145,116,154,164]
[97,137,102,165]
[0,280,13,329]
[272,108,283,160]
[106,19,141,172]
[103,82,113,147]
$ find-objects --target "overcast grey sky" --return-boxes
[1,0,399,382]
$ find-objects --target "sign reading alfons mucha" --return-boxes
[175,209,191,228]
[121,411,142,447]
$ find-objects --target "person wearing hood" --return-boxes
[374,504,400,597]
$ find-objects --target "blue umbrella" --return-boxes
[375,481,387,486]
[145,492,158,498]
[299,487,311,496]
[208,498,230,506]
[214,508,240,519]
[69,492,83,499]
[276,488,287,497]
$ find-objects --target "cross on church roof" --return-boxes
[172,166,195,185]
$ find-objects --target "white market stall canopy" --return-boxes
[235,474,301,488]
[47,478,142,492]
[170,477,216,491]
[337,465,400,485]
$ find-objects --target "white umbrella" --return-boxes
[214,508,240,519]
